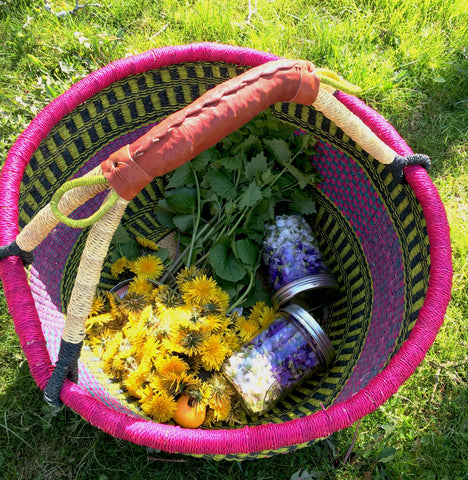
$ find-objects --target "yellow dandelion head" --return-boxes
[154,355,190,377]
[123,369,149,398]
[89,291,107,317]
[118,292,148,316]
[186,382,212,412]
[153,285,183,310]
[236,316,260,343]
[175,265,199,287]
[127,277,155,297]
[181,274,218,306]
[159,371,198,397]
[130,255,164,281]
[136,236,160,251]
[87,328,116,357]
[222,330,242,352]
[85,313,114,335]
[205,287,230,315]
[258,305,278,329]
[110,256,128,278]
[200,334,230,371]
[140,391,177,423]
[212,398,232,423]
[207,373,235,410]
[248,301,267,324]
[176,328,206,356]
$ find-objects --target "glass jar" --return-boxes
[223,304,335,415]
[263,214,329,291]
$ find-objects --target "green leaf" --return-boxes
[112,224,132,245]
[166,163,194,189]
[239,182,263,209]
[205,169,236,200]
[172,214,195,232]
[244,151,268,180]
[118,239,140,261]
[165,187,196,214]
[281,162,317,189]
[264,138,291,163]
[377,446,397,463]
[232,134,262,154]
[208,236,247,281]
[154,199,176,229]
[234,238,259,266]
[290,190,317,215]
[220,155,243,171]
[192,148,216,170]
[261,168,276,185]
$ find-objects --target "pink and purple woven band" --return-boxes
[0,43,452,455]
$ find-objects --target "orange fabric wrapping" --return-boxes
[101,59,319,200]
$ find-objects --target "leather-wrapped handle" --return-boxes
[101,59,320,201]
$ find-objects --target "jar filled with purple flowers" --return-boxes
[263,214,339,308]
[223,304,335,415]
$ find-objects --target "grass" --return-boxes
[0,0,467,478]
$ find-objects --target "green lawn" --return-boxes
[1,1,467,479]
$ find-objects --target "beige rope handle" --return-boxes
[312,86,396,164]
[16,165,108,253]
[63,192,129,344]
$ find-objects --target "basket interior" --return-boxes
[18,61,430,429]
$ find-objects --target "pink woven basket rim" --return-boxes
[0,43,453,456]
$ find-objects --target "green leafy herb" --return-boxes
[155,109,319,308]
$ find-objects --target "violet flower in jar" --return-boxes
[263,215,339,308]
[263,215,327,290]
[223,304,335,415]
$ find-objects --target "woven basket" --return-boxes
[0,43,452,461]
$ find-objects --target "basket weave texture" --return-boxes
[0,43,452,460]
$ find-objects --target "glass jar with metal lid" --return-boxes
[263,215,339,311]
[223,303,335,415]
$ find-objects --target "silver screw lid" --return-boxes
[281,303,336,368]
[272,273,339,307]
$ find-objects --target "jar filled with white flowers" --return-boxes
[223,303,335,415]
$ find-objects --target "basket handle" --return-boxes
[100,59,320,201]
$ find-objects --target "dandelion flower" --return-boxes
[127,277,154,297]
[200,334,230,371]
[154,355,190,377]
[136,236,160,251]
[160,371,198,397]
[123,369,149,398]
[186,382,212,412]
[153,285,183,310]
[248,301,267,325]
[119,292,148,315]
[110,256,128,278]
[140,391,177,422]
[85,313,114,335]
[177,328,206,356]
[212,399,232,423]
[89,291,107,317]
[175,266,199,287]
[209,287,230,315]
[258,305,277,329]
[181,274,217,306]
[207,373,235,410]
[130,255,164,281]
[236,315,260,343]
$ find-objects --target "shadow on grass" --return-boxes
[0,357,342,480]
